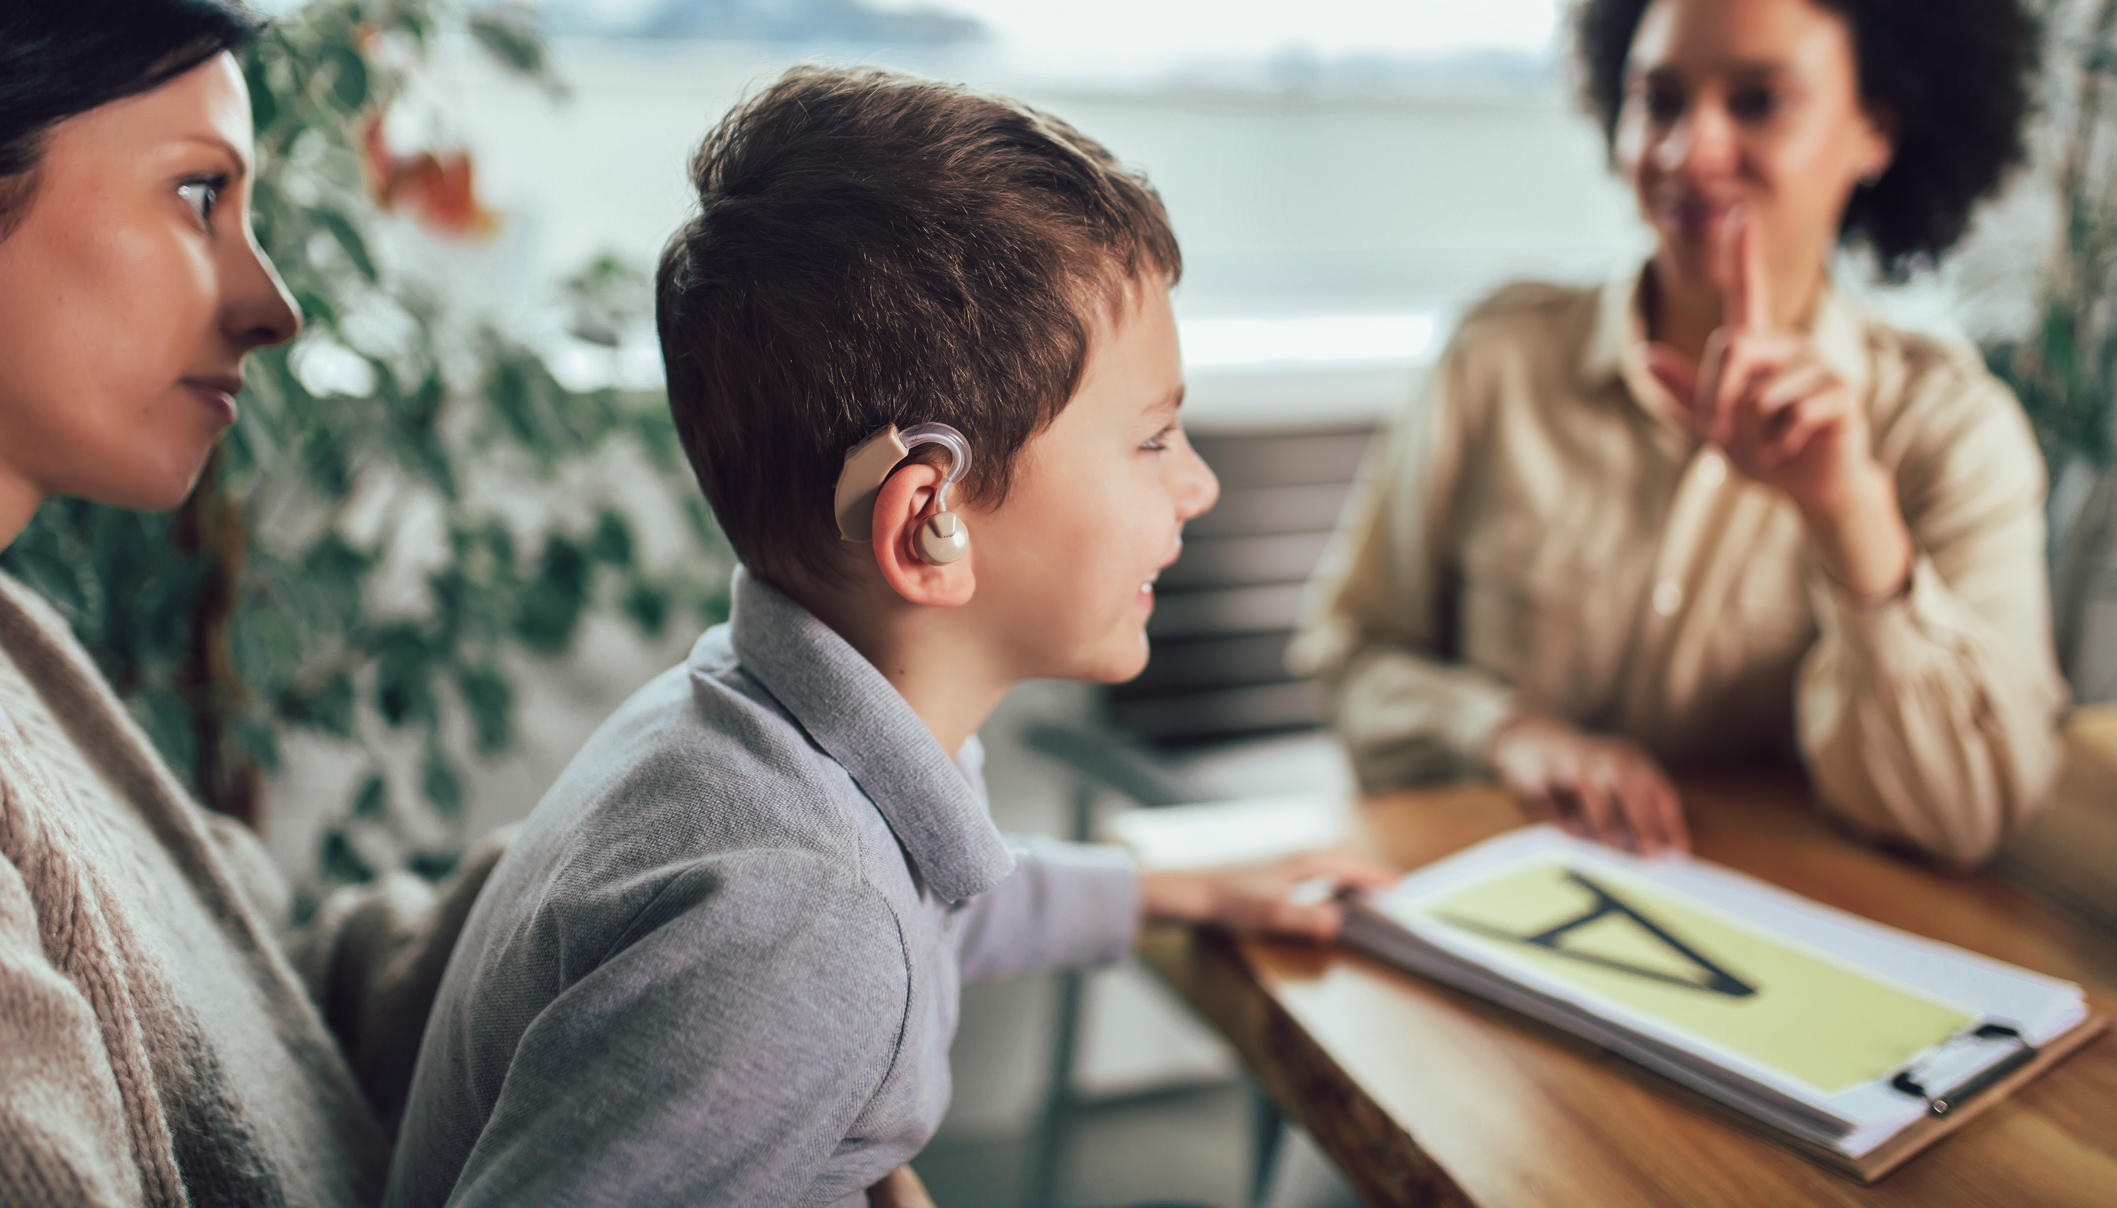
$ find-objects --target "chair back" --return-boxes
[1103,421,1380,749]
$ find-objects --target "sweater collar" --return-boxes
[718,566,1015,902]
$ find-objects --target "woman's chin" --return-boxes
[88,462,216,514]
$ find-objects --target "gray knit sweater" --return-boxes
[0,572,502,1207]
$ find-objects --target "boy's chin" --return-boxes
[1074,634,1152,685]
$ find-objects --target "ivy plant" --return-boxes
[1988,0,2117,474]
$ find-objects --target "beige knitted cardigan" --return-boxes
[0,572,503,1207]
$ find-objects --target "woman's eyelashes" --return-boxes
[1636,83,1785,127]
[176,174,229,228]
[1728,86,1784,123]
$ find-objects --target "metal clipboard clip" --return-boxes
[1888,1020,2039,1117]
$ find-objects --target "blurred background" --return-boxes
[2,1,2109,1205]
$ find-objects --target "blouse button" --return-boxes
[1697,451,1727,488]
[1652,581,1685,617]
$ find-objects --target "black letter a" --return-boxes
[1440,869,1756,998]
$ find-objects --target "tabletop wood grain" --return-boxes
[1137,706,2117,1207]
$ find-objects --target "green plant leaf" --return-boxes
[468,6,549,77]
[320,829,375,884]
[317,207,379,283]
[351,772,388,822]
[456,664,515,755]
[421,747,465,821]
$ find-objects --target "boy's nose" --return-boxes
[1176,445,1220,520]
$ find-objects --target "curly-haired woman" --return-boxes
[1293,0,2066,865]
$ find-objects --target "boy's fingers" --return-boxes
[1272,899,1344,940]
[1282,848,1400,890]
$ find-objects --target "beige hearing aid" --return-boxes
[833,422,972,565]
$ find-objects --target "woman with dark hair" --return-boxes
[0,4,506,1203]
[1293,0,2067,866]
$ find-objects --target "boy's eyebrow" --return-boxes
[1148,384,1186,416]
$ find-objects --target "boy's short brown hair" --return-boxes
[655,65,1181,587]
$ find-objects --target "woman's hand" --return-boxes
[866,1165,936,1208]
[1488,713,1689,856]
[1646,209,1913,599]
[1139,849,1400,942]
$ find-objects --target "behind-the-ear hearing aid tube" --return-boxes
[833,421,975,542]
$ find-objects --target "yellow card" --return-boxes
[1402,861,1973,1094]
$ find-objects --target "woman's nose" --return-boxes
[223,233,302,352]
[1655,104,1738,180]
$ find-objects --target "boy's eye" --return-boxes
[1142,424,1177,453]
[177,176,226,227]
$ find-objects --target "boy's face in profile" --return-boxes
[960,280,1219,684]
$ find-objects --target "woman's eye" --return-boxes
[1729,88,1782,122]
[1641,86,1683,123]
[177,177,225,226]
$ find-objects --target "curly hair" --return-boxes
[1572,0,2040,280]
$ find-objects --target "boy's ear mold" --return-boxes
[914,510,969,564]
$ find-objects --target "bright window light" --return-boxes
[1179,313,1436,370]
[868,0,1563,58]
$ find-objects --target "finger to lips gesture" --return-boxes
[1644,209,1874,519]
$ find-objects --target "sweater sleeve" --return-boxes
[1796,373,2070,865]
[1288,335,1522,790]
[0,852,149,1207]
[281,827,514,1133]
[950,838,1141,981]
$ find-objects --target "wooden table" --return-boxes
[1136,708,2117,1207]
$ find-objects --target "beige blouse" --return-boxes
[1289,266,2069,865]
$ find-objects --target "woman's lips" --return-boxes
[182,378,240,423]
[1657,196,1737,239]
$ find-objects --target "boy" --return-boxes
[387,66,1387,1208]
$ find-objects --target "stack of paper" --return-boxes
[1344,827,2093,1172]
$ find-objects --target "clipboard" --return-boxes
[1754,1012,2109,1182]
[1337,827,2107,1183]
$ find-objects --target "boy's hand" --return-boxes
[1140,849,1399,942]
[1488,713,1689,856]
[866,1165,936,1208]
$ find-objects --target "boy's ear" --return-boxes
[867,463,975,607]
